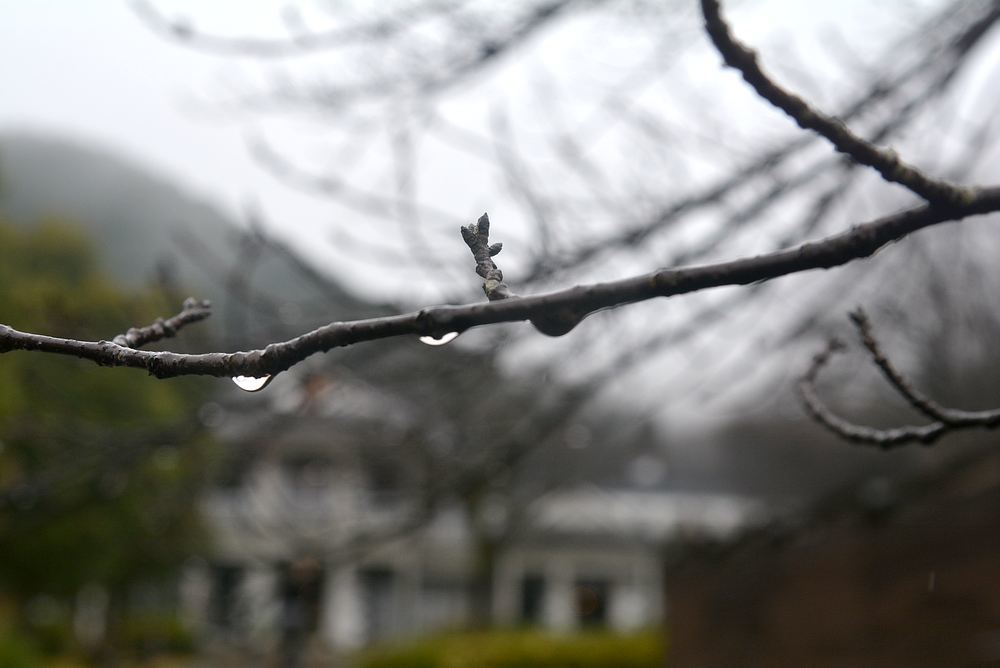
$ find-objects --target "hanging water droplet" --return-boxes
[531,309,584,337]
[231,375,273,392]
[419,331,459,346]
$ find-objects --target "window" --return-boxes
[278,558,324,635]
[365,460,402,508]
[361,567,397,642]
[520,573,546,625]
[209,563,242,629]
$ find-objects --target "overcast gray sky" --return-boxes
[0,3,337,244]
[0,1,941,297]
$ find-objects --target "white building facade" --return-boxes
[184,474,755,653]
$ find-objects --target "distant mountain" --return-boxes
[0,132,388,343]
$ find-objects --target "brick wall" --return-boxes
[664,453,1000,667]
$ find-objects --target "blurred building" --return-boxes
[181,363,759,654]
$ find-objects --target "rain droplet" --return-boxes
[419,332,459,346]
[232,375,273,392]
[531,312,582,337]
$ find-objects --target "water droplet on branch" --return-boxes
[531,309,583,337]
[419,332,459,346]
[231,375,273,392]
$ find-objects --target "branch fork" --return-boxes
[112,298,212,348]
[800,309,1000,448]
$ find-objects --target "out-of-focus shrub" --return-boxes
[357,629,665,668]
[120,614,196,656]
[0,218,213,660]
[0,631,43,668]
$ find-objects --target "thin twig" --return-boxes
[527,0,1000,283]
[131,0,458,58]
[111,298,212,349]
[701,0,972,206]
[799,338,946,448]
[848,308,952,423]
[461,212,515,301]
[800,310,1000,447]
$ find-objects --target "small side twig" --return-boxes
[112,298,212,349]
[461,212,584,337]
[799,309,1000,448]
[848,308,951,423]
[701,0,971,207]
[462,212,516,301]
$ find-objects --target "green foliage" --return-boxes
[0,631,42,668]
[119,613,196,656]
[21,606,73,657]
[357,630,665,668]
[0,216,214,653]
[0,218,200,424]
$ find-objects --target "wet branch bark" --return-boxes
[3,192,1000,379]
[701,0,972,206]
[111,297,212,348]
[800,310,1000,448]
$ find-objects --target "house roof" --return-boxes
[527,487,764,542]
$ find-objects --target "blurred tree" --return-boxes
[121,0,1000,405]
[0,218,214,656]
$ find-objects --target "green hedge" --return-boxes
[0,632,42,668]
[357,629,664,668]
[119,613,196,656]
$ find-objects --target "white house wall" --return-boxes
[493,544,663,633]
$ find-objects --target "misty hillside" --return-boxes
[0,132,386,343]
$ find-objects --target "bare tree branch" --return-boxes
[111,297,212,349]
[522,0,1000,283]
[131,0,462,58]
[4,2,1000,390]
[847,308,954,424]
[134,0,580,97]
[800,309,1000,448]
[701,0,972,206]
[3,191,1000,380]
